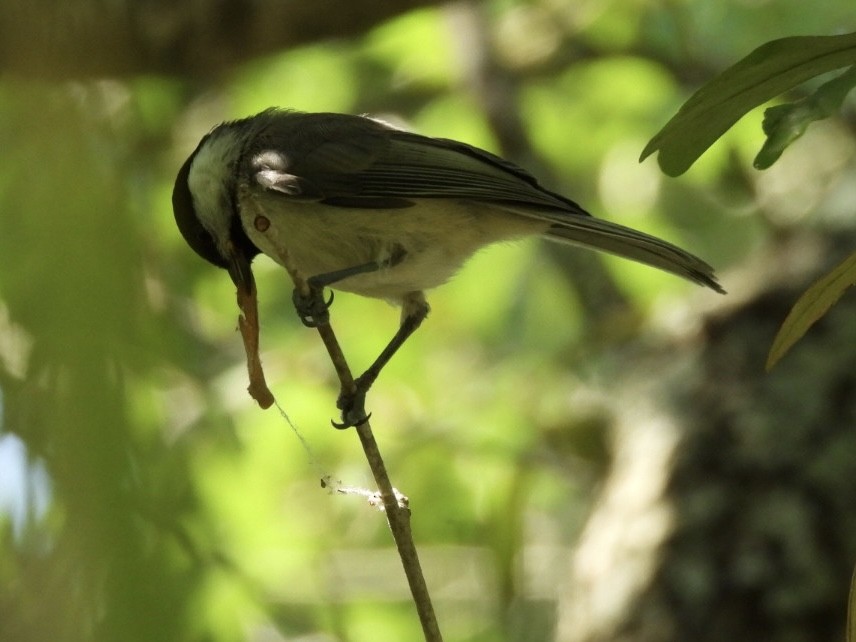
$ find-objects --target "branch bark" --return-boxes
[1,0,449,79]
[242,200,443,642]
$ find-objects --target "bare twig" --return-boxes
[241,205,443,641]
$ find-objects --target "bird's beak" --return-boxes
[225,245,256,297]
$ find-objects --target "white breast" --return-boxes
[187,130,244,248]
[238,193,545,304]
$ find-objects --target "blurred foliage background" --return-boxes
[1,1,855,641]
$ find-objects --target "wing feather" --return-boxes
[249,111,586,213]
[243,111,722,292]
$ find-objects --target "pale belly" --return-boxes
[240,197,545,303]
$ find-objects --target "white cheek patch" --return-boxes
[187,129,243,243]
[251,150,305,196]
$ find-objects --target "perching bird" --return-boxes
[173,109,723,425]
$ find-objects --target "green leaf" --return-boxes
[641,33,856,176]
[754,65,856,169]
[766,251,856,371]
[849,564,856,642]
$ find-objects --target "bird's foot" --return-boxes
[292,287,334,327]
[332,374,374,429]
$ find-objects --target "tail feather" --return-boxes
[544,217,725,293]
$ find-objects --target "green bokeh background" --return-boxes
[1,1,854,640]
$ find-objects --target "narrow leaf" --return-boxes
[754,65,856,169]
[849,564,856,642]
[642,33,856,176]
[766,251,856,371]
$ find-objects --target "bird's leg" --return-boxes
[291,245,408,327]
[336,292,429,429]
[291,262,378,328]
[290,248,425,428]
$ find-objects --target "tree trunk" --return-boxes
[557,231,856,642]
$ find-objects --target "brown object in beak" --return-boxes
[228,247,275,409]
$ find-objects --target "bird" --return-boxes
[172,108,723,426]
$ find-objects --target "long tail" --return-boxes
[544,216,724,293]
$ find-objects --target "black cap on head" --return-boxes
[172,141,262,296]
[172,151,228,270]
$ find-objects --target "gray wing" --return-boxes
[247,110,586,213]
[246,111,723,292]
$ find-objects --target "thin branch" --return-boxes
[242,203,443,641]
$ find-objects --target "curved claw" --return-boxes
[335,381,370,429]
[331,412,372,430]
[292,288,334,327]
